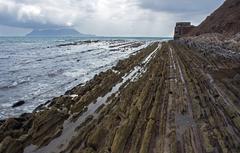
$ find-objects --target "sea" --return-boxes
[0,36,170,119]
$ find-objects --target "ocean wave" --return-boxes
[0,56,10,60]
[0,38,153,119]
[0,78,31,90]
[63,69,87,78]
[56,40,100,47]
[47,69,65,77]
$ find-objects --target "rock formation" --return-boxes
[1,0,240,153]
[189,0,240,36]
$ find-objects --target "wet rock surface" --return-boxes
[12,101,25,108]
[1,40,240,153]
[0,42,158,153]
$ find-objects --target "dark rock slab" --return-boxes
[12,101,25,108]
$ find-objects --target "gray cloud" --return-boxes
[0,14,63,29]
[0,0,224,36]
[0,0,95,29]
[137,0,224,13]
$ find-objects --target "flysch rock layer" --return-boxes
[1,38,240,153]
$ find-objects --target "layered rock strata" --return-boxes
[1,40,240,153]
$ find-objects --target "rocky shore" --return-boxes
[0,42,160,153]
[1,0,240,152]
[1,36,240,153]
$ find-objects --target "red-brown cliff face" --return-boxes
[189,0,240,36]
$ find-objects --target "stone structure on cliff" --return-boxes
[174,22,195,40]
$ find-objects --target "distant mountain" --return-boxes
[189,0,240,36]
[26,28,96,37]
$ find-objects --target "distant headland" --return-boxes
[26,28,96,37]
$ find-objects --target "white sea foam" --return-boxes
[63,69,87,78]
[0,37,167,119]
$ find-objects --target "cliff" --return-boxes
[189,0,240,36]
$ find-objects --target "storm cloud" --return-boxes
[0,0,224,36]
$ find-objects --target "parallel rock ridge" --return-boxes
[1,38,240,153]
[1,0,240,153]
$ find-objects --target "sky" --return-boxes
[0,0,224,37]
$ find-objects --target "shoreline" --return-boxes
[1,37,240,153]
[1,0,240,152]
[0,39,156,120]
[0,41,160,153]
